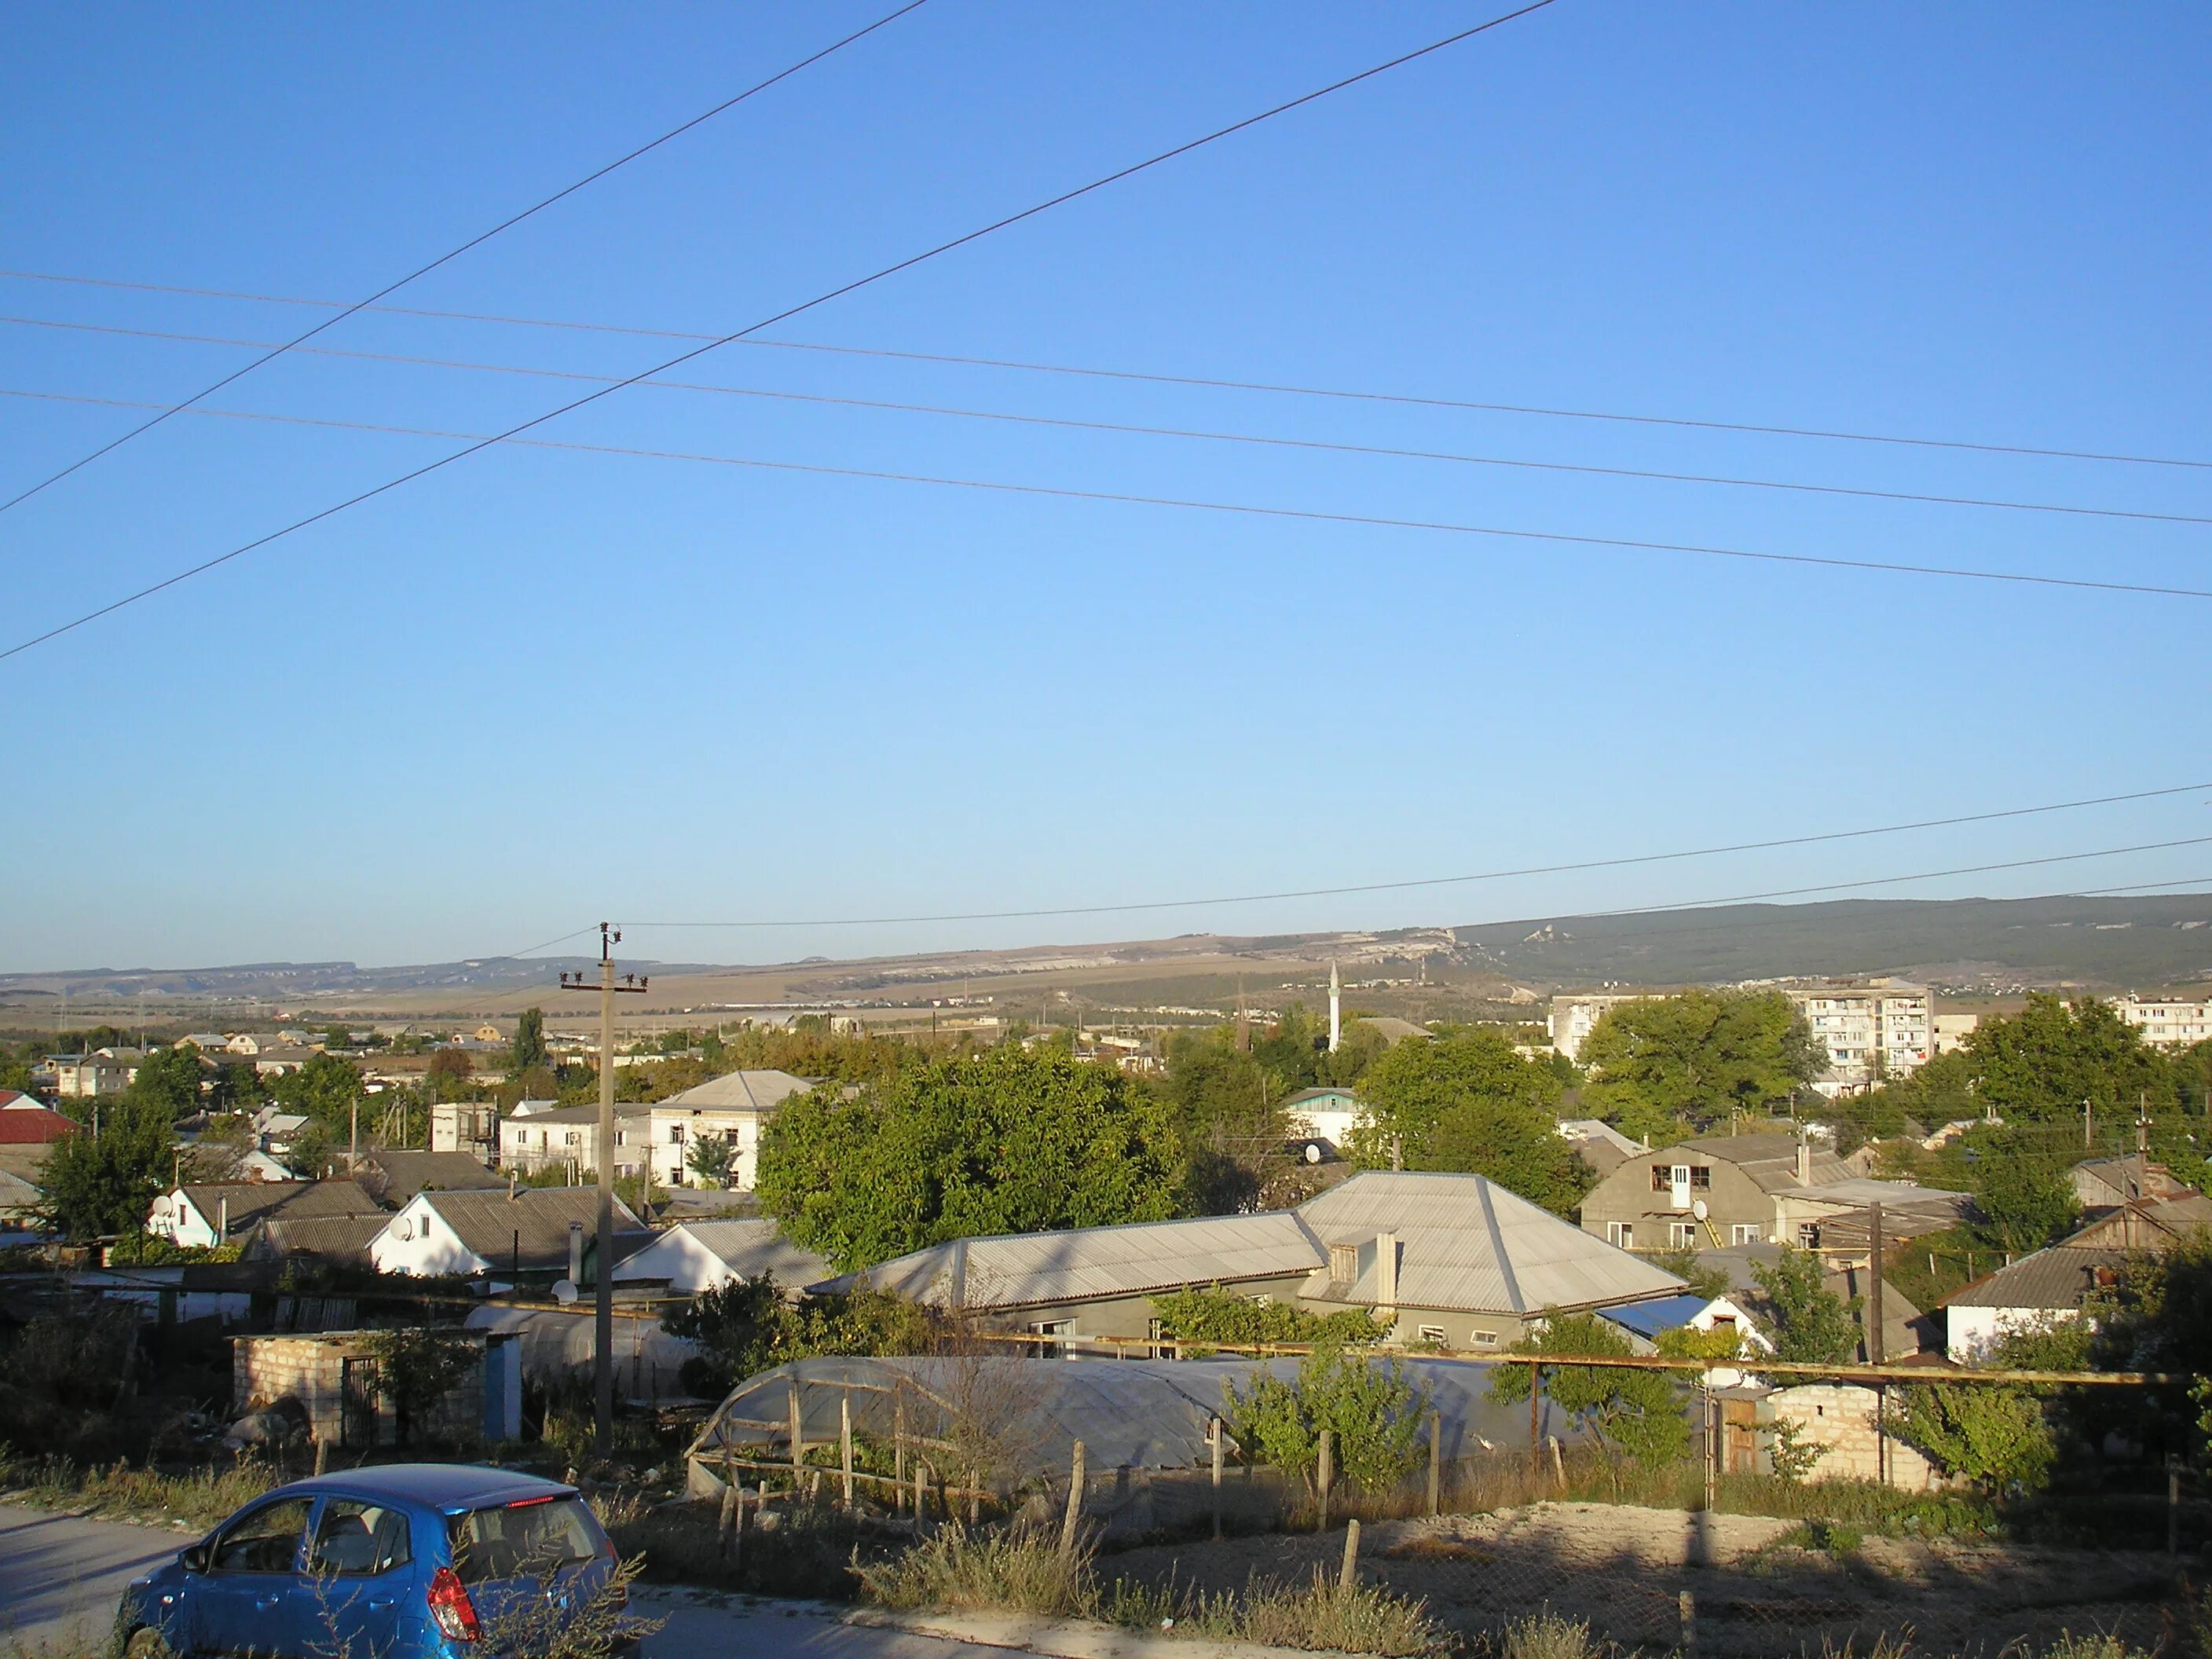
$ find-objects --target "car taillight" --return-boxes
[427,1566,480,1643]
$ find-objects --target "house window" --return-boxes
[1606,1221,1635,1249]
[668,1125,685,1144]
[1650,1166,1670,1192]
[1027,1318,1072,1359]
[1690,1166,1712,1189]
[563,1132,579,1147]
[1249,1293,1273,1307]
[1417,1324,1448,1347]
[1798,1224,1821,1250]
[1668,1221,1696,1248]
[1328,1244,1357,1280]
[1470,1330,1499,1348]
[1731,1224,1764,1245]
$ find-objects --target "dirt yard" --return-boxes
[1103,1502,2189,1657]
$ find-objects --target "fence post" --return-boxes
[313,1437,328,1478]
[894,1395,907,1517]
[1211,1417,1225,1540]
[1547,1435,1566,1494]
[732,1475,747,1572]
[1679,1589,1697,1659]
[788,1379,804,1492]
[1060,1439,1087,1555]
[2170,1454,2182,1556]
[1339,1518,1361,1597]
[915,1459,928,1533]
[1702,1389,1717,1512]
[1427,1413,1441,1517]
[1317,1429,1334,1533]
[840,1393,855,1512]
[718,1448,739,1551]
[1529,1361,1542,1485]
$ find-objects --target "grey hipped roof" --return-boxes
[821,1210,1324,1309]
[1947,1246,2126,1312]
[658,1070,818,1112]
[657,1218,829,1286]
[1672,1133,1855,1192]
[1298,1171,1685,1314]
[412,1186,651,1272]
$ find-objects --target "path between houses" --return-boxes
[0,1503,1338,1659]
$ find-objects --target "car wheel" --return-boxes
[124,1627,176,1659]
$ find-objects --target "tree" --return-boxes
[1489,1313,1689,1466]
[1966,994,2174,1124]
[662,1273,937,1397]
[756,1046,1182,1270]
[1967,1134,2081,1255]
[181,1112,255,1183]
[1579,991,1822,1141]
[361,1327,482,1448]
[1346,1030,1589,1214]
[1225,1341,1427,1496]
[1650,1248,1733,1302]
[1160,1031,1298,1214]
[426,1047,474,1103]
[270,1051,366,1131]
[1752,1245,1859,1363]
[321,1025,352,1051]
[510,1007,549,1075]
[35,1095,172,1241]
[1152,1286,1386,1350]
[683,1130,737,1189]
[128,1044,206,1121]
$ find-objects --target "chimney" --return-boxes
[1375,1230,1399,1315]
[1796,1138,1811,1185]
[508,1170,518,1200]
[217,1194,229,1240]
[568,1220,584,1285]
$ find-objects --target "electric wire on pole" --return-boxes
[559,924,647,1456]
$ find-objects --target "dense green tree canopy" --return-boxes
[509,1007,549,1075]
[127,1044,206,1121]
[1345,1029,1589,1214]
[1579,990,1822,1141]
[36,1095,173,1241]
[1159,1031,1301,1214]
[269,1051,366,1132]
[756,1046,1183,1270]
[1751,1245,1860,1364]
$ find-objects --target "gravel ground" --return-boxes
[1101,1503,2188,1657]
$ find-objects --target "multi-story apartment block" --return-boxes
[2115,996,2212,1049]
[1551,979,1931,1097]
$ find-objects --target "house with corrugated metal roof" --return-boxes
[613,1218,830,1295]
[812,1170,1685,1353]
[1943,1245,2124,1362]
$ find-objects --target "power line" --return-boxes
[10,313,2203,529]
[0,0,1559,663]
[0,1,933,520]
[8,266,2207,475]
[9,386,2207,602]
[544,780,2212,928]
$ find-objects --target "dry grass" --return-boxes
[1,1451,278,1530]
[858,1524,1095,1617]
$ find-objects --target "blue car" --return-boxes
[115,1463,640,1659]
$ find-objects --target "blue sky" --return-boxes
[3,2,2208,973]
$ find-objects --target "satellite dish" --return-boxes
[552,1279,578,1306]
[1305,1142,1324,1164]
[1691,1199,1708,1222]
[392,1218,414,1241]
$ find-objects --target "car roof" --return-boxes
[274,1463,575,1512]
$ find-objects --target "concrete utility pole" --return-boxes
[559,925,647,1456]
[1866,1202,1886,1366]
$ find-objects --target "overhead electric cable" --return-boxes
[0,0,932,519]
[9,313,2201,527]
[0,0,1559,663]
[564,779,2212,927]
[6,386,2203,602]
[8,264,2207,474]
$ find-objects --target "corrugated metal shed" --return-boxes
[1946,1246,2126,1311]
[816,1211,1324,1309]
[689,1353,1569,1478]
[1299,1172,1685,1314]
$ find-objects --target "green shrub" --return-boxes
[1226,1343,1428,1496]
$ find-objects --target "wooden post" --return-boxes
[1679,1590,1697,1659]
[2170,1455,2182,1556]
[1211,1417,1225,1540]
[1317,1429,1334,1533]
[915,1459,928,1533]
[968,1466,980,1526]
[789,1379,804,1491]
[732,1476,746,1572]
[840,1393,855,1512]
[719,1448,739,1551]
[894,1395,908,1516]
[1529,1361,1542,1484]
[1338,1518,1361,1597]
[1060,1439,1087,1555]
[313,1437,328,1477]
[1702,1390,1717,1512]
[1547,1435,1566,1493]
[1426,1414,1441,1518]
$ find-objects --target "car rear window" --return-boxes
[445,1496,603,1584]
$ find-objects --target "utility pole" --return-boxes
[2083,1098,2093,1152]
[560,925,647,1458]
[1866,1202,1885,1366]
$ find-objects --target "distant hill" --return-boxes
[1449,894,2212,992]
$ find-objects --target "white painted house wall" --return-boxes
[368,1193,491,1277]
[1944,1303,2085,1364]
[610,1227,731,1294]
[147,1188,221,1249]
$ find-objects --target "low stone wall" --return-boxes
[1767,1383,1941,1490]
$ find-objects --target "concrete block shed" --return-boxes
[232,1328,522,1449]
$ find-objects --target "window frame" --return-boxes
[209,1495,315,1577]
[306,1496,414,1579]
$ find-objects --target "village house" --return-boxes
[647,1069,817,1188]
[817,1170,1685,1353]
[148,1180,384,1250]
[496,1102,652,1180]
[50,1053,131,1097]
[1943,1247,2123,1361]
[2071,1155,2197,1212]
[613,1218,830,1295]
[367,1185,650,1278]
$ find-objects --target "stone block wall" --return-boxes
[1768,1382,1943,1490]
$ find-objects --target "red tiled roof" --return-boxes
[0,1106,79,1144]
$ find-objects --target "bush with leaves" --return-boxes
[1151,1286,1386,1350]
[1752,1244,1860,1363]
[361,1327,482,1447]
[662,1273,937,1397]
[1489,1312,1689,1466]
[1225,1341,1428,1496]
